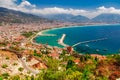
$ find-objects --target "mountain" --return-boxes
[0,7,47,23]
[43,14,90,23]
[70,15,90,23]
[1,7,120,24]
[92,14,120,23]
[44,13,120,23]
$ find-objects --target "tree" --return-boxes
[66,69,82,80]
[66,60,75,70]
[1,64,8,68]
[18,67,24,72]
[43,70,65,80]
[33,50,41,57]
[47,58,60,71]
[1,73,9,79]
[9,75,20,80]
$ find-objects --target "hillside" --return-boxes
[43,14,90,23]
[0,7,47,23]
[42,13,120,23]
[92,13,120,23]
[1,7,120,24]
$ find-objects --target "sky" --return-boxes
[0,0,120,18]
[21,0,120,9]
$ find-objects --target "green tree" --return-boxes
[47,58,60,71]
[66,60,75,70]
[66,68,82,80]
[18,67,24,72]
[1,73,9,79]
[34,50,41,57]
[9,75,20,80]
[43,70,65,80]
[1,64,8,68]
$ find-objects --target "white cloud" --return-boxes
[17,1,36,9]
[87,6,120,18]
[0,0,120,18]
[29,7,87,16]
[0,0,17,8]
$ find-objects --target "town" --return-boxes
[0,21,120,80]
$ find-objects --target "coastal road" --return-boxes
[19,58,39,74]
[1,48,39,74]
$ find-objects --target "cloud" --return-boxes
[30,6,120,18]
[1,0,120,18]
[17,0,36,9]
[0,0,17,8]
[29,7,88,16]
[87,6,120,18]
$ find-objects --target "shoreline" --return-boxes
[31,23,120,49]
[30,31,43,46]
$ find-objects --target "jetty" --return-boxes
[41,34,57,36]
[72,38,108,47]
[58,34,68,47]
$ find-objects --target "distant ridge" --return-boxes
[42,14,90,23]
[42,13,120,23]
[1,7,120,24]
[0,7,48,23]
[92,13,120,23]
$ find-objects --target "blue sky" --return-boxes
[17,0,120,9]
[1,0,120,18]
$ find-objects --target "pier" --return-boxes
[58,34,68,47]
[41,34,57,36]
[72,38,108,47]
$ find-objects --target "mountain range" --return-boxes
[42,14,90,23]
[43,13,120,23]
[0,7,120,23]
[92,14,120,23]
[0,7,48,23]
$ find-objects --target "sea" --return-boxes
[34,24,120,55]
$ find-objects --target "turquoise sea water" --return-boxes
[35,24,120,55]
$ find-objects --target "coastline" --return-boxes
[31,23,120,49]
[30,31,43,46]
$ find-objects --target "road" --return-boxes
[19,58,39,74]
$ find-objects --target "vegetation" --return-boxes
[21,53,120,80]
[13,63,18,66]
[21,32,34,38]
[0,73,9,79]
[6,57,9,60]
[1,47,120,80]
[1,64,8,68]
[18,67,24,72]
[33,50,42,57]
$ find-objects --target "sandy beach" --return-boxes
[31,30,69,47]
[30,31,42,45]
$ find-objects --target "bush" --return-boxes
[22,32,34,38]
[9,75,20,80]
[0,77,3,80]
[1,73,9,79]
[66,60,75,70]
[33,50,41,57]
[13,63,18,66]
[18,67,24,72]
[1,64,8,68]
[6,57,9,60]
